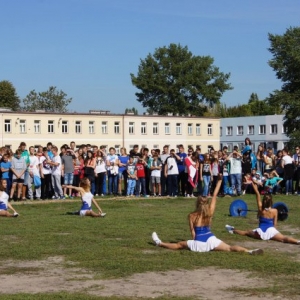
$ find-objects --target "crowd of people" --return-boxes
[0,138,299,201]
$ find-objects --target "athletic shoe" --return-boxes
[152,232,161,246]
[297,241,300,245]
[60,196,66,200]
[13,212,19,217]
[186,194,190,197]
[64,194,69,198]
[225,224,234,234]
[248,249,264,255]
[100,213,106,217]
[69,196,74,199]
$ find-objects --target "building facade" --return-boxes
[0,109,220,153]
[220,114,288,152]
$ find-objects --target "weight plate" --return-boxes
[273,202,289,221]
[229,199,248,217]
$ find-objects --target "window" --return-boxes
[188,123,193,135]
[75,121,81,134]
[248,125,254,135]
[48,121,54,133]
[141,122,147,134]
[34,120,41,133]
[19,120,26,133]
[207,124,212,135]
[259,125,266,135]
[115,145,120,155]
[129,122,134,134]
[89,121,95,134]
[226,126,233,136]
[153,144,159,149]
[220,127,222,137]
[62,121,68,133]
[196,124,201,135]
[4,119,11,133]
[176,123,182,135]
[102,121,107,134]
[282,125,288,134]
[165,123,170,134]
[237,126,243,135]
[153,122,158,134]
[114,122,120,134]
[270,124,278,134]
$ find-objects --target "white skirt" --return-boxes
[187,236,222,252]
[253,227,279,240]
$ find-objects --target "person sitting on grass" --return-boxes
[66,177,106,217]
[226,182,300,245]
[0,179,19,217]
[152,175,263,255]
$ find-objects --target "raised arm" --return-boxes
[252,182,262,211]
[209,174,223,215]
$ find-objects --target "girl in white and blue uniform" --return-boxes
[0,179,19,217]
[226,182,300,244]
[66,178,106,217]
[152,176,263,255]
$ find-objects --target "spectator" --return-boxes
[106,147,119,196]
[164,149,179,197]
[227,150,243,196]
[200,153,212,197]
[175,144,187,197]
[61,148,76,198]
[126,156,137,197]
[150,153,162,196]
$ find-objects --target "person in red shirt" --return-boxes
[135,157,148,197]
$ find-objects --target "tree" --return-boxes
[267,26,300,143]
[0,80,20,111]
[22,86,72,112]
[130,43,232,116]
[125,107,138,115]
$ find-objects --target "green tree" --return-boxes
[0,80,20,111]
[125,107,138,115]
[23,86,72,112]
[130,43,232,116]
[267,26,300,143]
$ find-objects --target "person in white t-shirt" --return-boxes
[47,146,64,199]
[164,149,179,197]
[150,154,162,196]
[40,147,53,200]
[227,150,243,196]
[281,148,294,195]
[27,146,42,200]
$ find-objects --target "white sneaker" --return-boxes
[152,232,161,246]
[248,249,264,255]
[100,213,106,217]
[13,212,19,217]
[186,194,190,198]
[225,224,234,234]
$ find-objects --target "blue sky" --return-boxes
[1,0,299,114]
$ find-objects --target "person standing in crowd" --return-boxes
[95,150,107,196]
[150,153,162,196]
[196,147,203,196]
[19,142,30,201]
[160,145,170,196]
[200,153,212,197]
[175,144,187,197]
[227,150,243,196]
[135,156,148,197]
[281,148,294,195]
[40,147,52,200]
[185,151,199,197]
[164,149,179,197]
[263,148,275,174]
[48,146,64,199]
[27,146,42,200]
[10,149,27,201]
[126,156,137,197]
[61,148,75,198]
[99,145,107,195]
[0,154,12,194]
[106,147,119,196]
[293,146,300,195]
[118,147,129,196]
[141,148,151,195]
[84,150,96,195]
[256,143,265,174]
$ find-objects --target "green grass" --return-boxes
[0,194,300,298]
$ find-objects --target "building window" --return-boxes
[62,121,68,133]
[48,121,54,133]
[114,122,120,134]
[259,125,266,135]
[226,126,233,136]
[129,122,134,134]
[220,127,222,137]
[34,120,41,133]
[248,125,254,135]
[196,124,201,135]
[176,123,182,135]
[237,126,243,135]
[270,124,278,134]
[141,122,147,134]
[75,121,81,134]
[153,122,158,134]
[153,144,159,149]
[282,125,288,134]
[4,119,11,133]
[115,145,120,155]
[89,121,95,134]
[207,124,212,135]
[20,120,26,133]
[165,123,170,134]
[188,123,193,135]
[102,121,107,134]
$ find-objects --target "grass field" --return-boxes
[0,194,300,299]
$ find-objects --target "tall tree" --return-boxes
[125,107,138,115]
[0,80,20,111]
[267,26,300,142]
[131,43,232,116]
[23,86,72,112]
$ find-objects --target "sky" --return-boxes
[1,0,299,114]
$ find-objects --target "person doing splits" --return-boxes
[152,175,263,255]
[226,182,300,245]
[66,178,106,217]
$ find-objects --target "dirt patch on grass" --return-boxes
[0,256,277,299]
